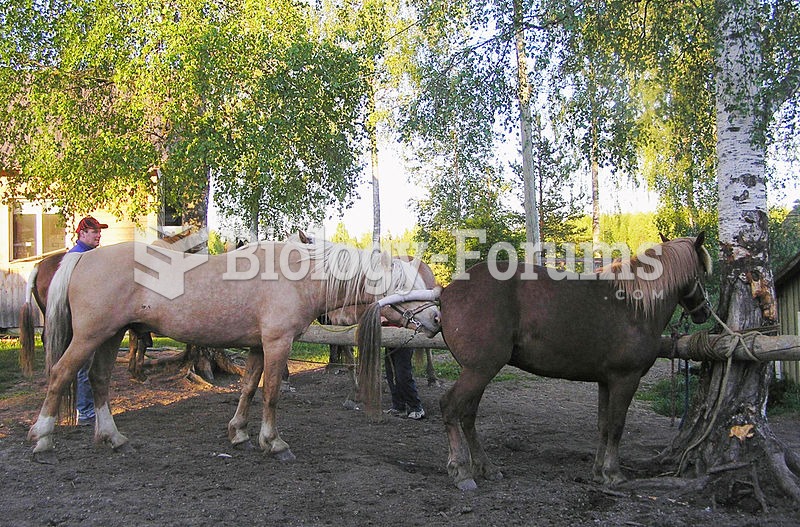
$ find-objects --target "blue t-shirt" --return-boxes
[68,240,95,253]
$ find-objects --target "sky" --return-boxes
[321,146,800,239]
[211,142,800,241]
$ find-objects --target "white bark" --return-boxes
[716,0,766,263]
[716,0,773,330]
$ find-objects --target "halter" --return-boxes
[388,301,439,331]
[681,278,711,316]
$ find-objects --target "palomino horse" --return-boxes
[359,234,712,489]
[28,239,440,462]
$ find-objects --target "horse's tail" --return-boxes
[356,302,383,419]
[18,265,39,376]
[45,252,81,377]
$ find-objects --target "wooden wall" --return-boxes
[777,253,800,382]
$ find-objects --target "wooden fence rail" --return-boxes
[298,324,800,363]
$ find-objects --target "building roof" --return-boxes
[776,250,800,290]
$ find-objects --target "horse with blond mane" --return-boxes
[28,238,439,463]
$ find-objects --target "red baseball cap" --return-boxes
[76,216,109,233]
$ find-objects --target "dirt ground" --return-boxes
[2,356,800,527]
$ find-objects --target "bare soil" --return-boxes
[2,357,800,527]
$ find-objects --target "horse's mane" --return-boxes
[596,237,712,318]
[284,238,425,309]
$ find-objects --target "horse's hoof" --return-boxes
[486,470,504,482]
[456,479,478,491]
[273,449,296,462]
[112,441,132,453]
[31,450,58,465]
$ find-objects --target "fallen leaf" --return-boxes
[729,424,755,442]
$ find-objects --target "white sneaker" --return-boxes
[407,408,425,420]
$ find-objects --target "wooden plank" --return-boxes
[659,333,800,362]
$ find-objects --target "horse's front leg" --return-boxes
[91,333,128,450]
[459,386,502,482]
[228,347,264,445]
[596,377,640,485]
[257,337,295,461]
[593,382,610,482]
[425,349,439,386]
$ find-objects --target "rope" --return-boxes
[310,319,358,332]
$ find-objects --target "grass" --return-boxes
[0,337,41,395]
[636,372,800,418]
[767,379,800,416]
[426,349,536,382]
[636,375,698,418]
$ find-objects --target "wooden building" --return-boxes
[0,199,161,330]
[776,251,800,382]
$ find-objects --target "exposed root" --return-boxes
[185,367,214,386]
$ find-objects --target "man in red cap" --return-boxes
[69,215,109,425]
[71,215,108,253]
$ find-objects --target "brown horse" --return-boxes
[18,252,66,376]
[359,234,712,489]
[28,239,440,462]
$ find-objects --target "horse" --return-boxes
[27,238,440,463]
[358,234,712,490]
[18,251,66,376]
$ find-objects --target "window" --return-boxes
[10,202,66,260]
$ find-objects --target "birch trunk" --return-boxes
[657,0,800,505]
[513,0,541,262]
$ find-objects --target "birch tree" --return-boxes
[649,0,800,503]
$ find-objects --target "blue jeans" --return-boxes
[76,361,95,421]
[384,348,422,413]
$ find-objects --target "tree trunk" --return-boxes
[657,0,800,506]
[367,84,381,249]
[513,0,541,263]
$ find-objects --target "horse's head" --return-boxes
[378,285,442,337]
[676,232,712,324]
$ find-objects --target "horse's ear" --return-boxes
[659,233,669,243]
[298,230,311,244]
[694,231,705,249]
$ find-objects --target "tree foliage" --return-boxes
[0,0,368,233]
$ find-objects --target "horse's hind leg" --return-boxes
[28,342,96,454]
[228,347,264,446]
[91,331,129,450]
[440,368,497,490]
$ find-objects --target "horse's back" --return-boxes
[440,261,660,382]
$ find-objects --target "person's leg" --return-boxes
[76,360,95,424]
[392,348,424,419]
[384,349,404,414]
